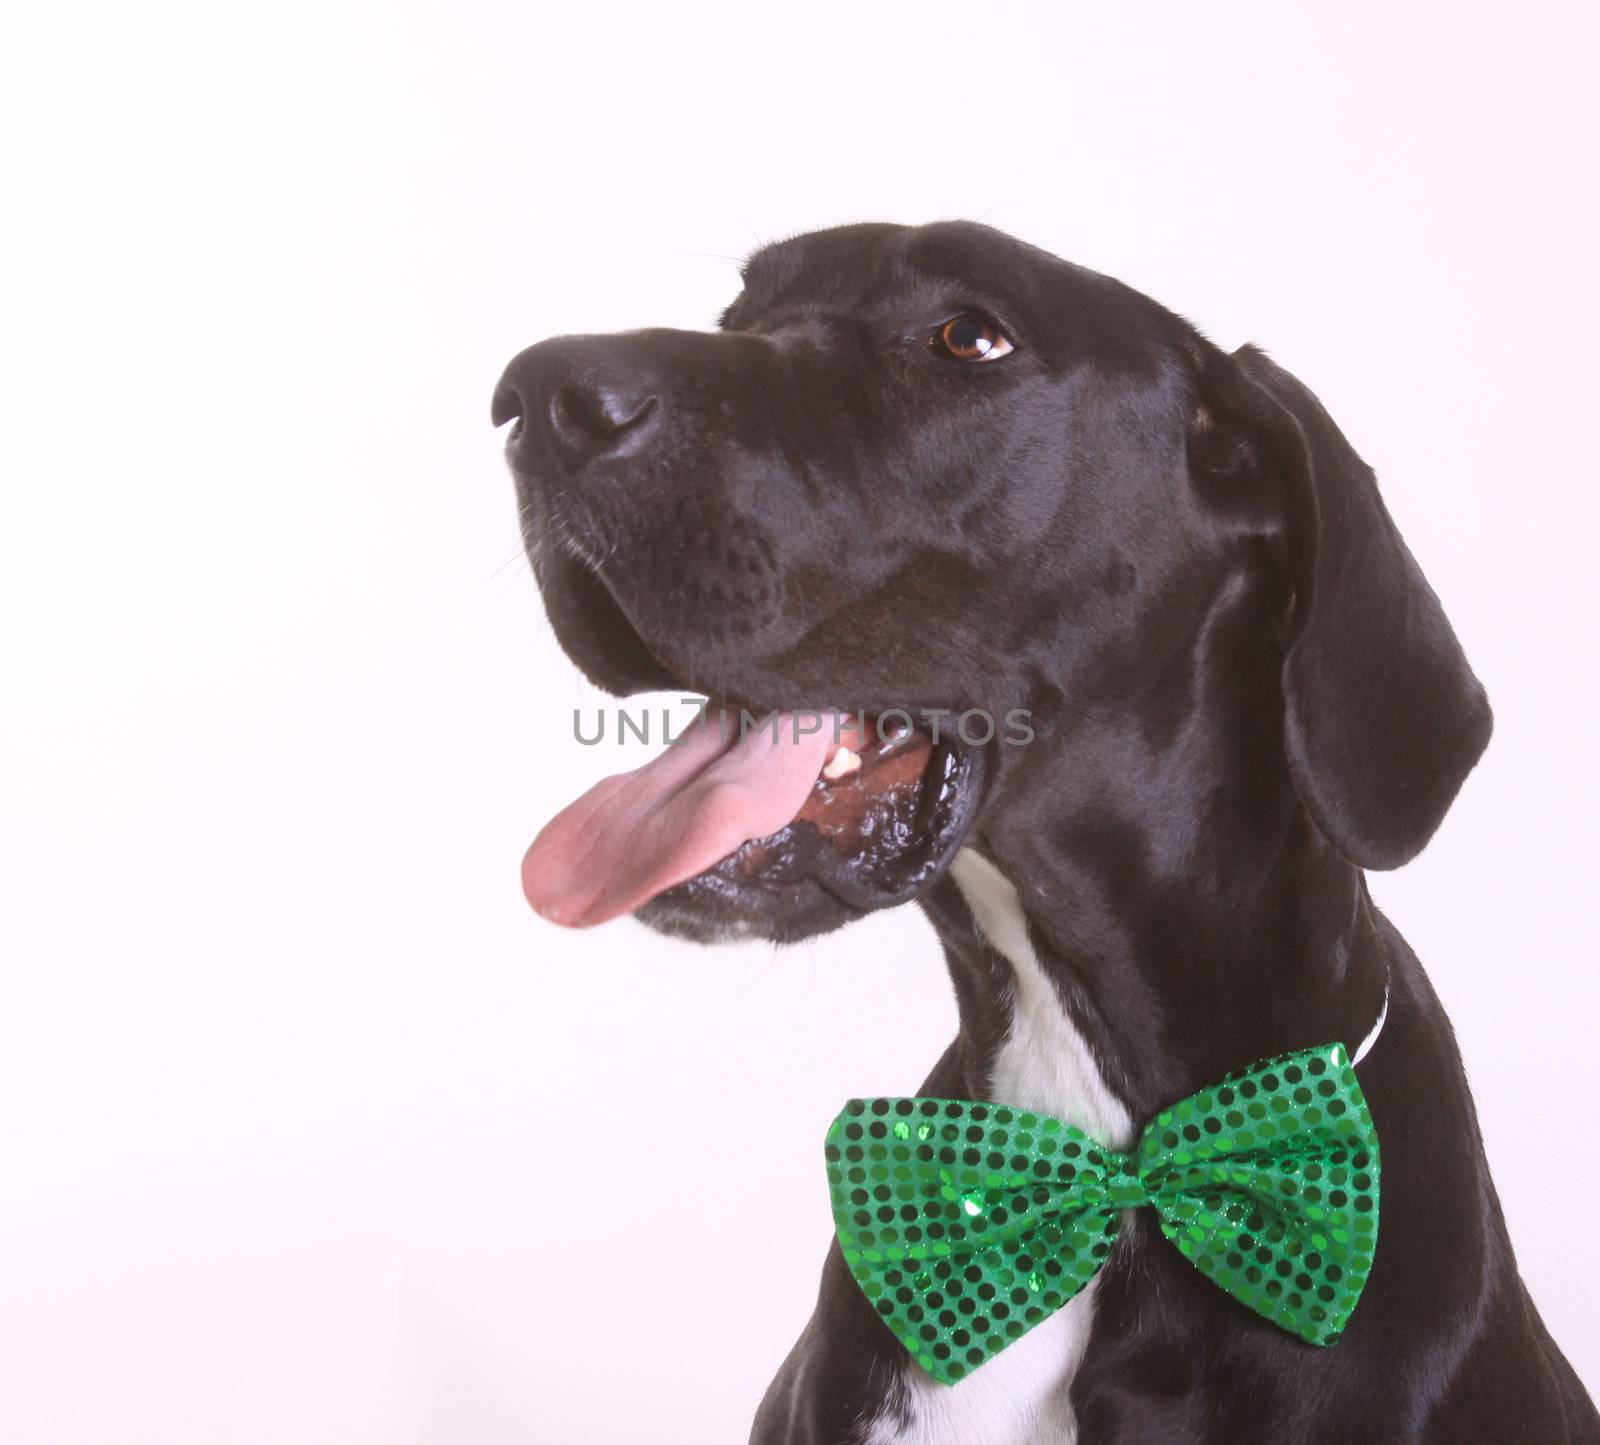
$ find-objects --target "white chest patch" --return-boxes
[861,850,1135,1445]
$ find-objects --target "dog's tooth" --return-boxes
[822,746,862,782]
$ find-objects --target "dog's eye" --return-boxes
[935,314,1014,362]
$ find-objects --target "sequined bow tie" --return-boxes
[826,1042,1379,1385]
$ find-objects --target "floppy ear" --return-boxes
[1197,344,1492,869]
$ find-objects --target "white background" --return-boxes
[4,4,1597,1441]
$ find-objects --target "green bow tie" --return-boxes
[826,1042,1378,1385]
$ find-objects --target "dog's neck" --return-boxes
[923,828,1386,1128]
[919,569,1391,1123]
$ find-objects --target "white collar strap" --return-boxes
[1351,983,1390,1068]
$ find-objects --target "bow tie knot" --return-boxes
[1103,1155,1149,1210]
[826,1042,1379,1385]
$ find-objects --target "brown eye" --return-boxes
[936,314,1014,362]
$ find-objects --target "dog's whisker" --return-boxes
[496,555,533,594]
[485,544,528,584]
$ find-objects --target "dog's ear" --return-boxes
[1193,343,1492,869]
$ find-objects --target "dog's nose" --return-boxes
[493,342,661,468]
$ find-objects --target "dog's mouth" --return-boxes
[523,705,983,937]
[513,513,989,940]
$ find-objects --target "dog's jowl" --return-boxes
[496,222,1599,1443]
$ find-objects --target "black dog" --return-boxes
[495,222,1598,1443]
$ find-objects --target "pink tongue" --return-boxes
[522,709,835,927]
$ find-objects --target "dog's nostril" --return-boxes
[551,384,656,444]
[551,387,598,440]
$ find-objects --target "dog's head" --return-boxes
[495,222,1490,944]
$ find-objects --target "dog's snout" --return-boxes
[493,341,662,469]
[548,382,657,457]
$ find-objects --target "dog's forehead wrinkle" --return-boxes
[736,222,907,312]
[728,227,1203,398]
[741,219,905,275]
[737,220,1067,329]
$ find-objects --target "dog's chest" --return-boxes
[861,851,1135,1445]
